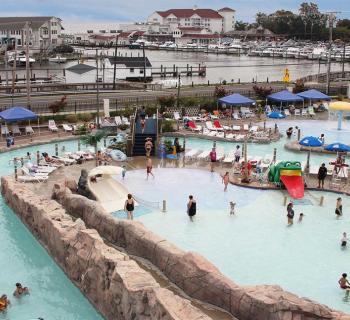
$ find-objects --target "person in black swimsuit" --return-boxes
[124,194,135,220]
[187,195,196,221]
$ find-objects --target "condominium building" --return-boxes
[0,16,63,50]
[148,6,235,34]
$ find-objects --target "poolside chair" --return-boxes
[24,125,34,135]
[11,124,21,135]
[21,166,49,178]
[206,130,217,137]
[18,175,48,183]
[284,109,290,116]
[197,150,211,161]
[1,124,9,135]
[62,124,73,132]
[188,121,201,132]
[205,121,217,131]
[301,109,308,117]
[25,162,56,174]
[294,109,301,116]
[114,116,122,126]
[216,147,225,161]
[216,132,225,138]
[243,124,249,131]
[308,106,316,117]
[122,116,130,125]
[249,126,258,133]
[210,112,219,120]
[223,151,235,164]
[233,112,241,120]
[51,156,76,165]
[213,120,224,131]
[173,111,181,121]
[232,125,241,131]
[48,120,58,131]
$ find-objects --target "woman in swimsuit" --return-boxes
[187,195,196,221]
[222,172,230,192]
[124,194,135,220]
[336,197,343,218]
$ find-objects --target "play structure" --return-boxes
[88,165,136,212]
[268,161,304,199]
[329,101,350,130]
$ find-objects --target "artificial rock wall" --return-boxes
[1,177,212,320]
[51,182,350,320]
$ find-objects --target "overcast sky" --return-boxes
[3,0,350,29]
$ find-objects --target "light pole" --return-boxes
[95,48,100,128]
[112,35,118,90]
[25,21,31,109]
[325,12,338,95]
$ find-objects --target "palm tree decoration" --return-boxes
[81,129,108,166]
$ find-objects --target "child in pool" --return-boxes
[230,202,236,215]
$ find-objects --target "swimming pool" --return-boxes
[117,167,350,313]
[0,140,104,320]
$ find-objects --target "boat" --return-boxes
[308,47,326,60]
[48,55,67,64]
[128,42,141,49]
[283,47,300,58]
[7,51,35,66]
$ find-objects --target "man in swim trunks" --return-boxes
[145,138,153,157]
[222,172,230,192]
[13,283,29,297]
[339,273,350,289]
[209,148,216,172]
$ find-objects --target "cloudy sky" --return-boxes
[3,0,350,31]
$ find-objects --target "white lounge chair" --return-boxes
[216,147,225,161]
[25,126,34,135]
[243,124,249,131]
[223,151,235,164]
[233,113,241,120]
[226,133,234,139]
[11,124,21,135]
[122,116,130,125]
[52,156,76,165]
[115,116,122,126]
[284,109,290,116]
[185,149,201,159]
[206,121,217,131]
[1,125,9,135]
[18,175,48,183]
[216,132,225,138]
[173,112,181,120]
[25,162,56,174]
[21,166,49,177]
[62,124,73,132]
[207,131,217,137]
[249,126,258,133]
[294,109,301,116]
[197,150,211,160]
[301,109,308,117]
[308,106,316,117]
[48,120,58,131]
[232,126,241,131]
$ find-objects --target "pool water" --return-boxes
[117,168,350,313]
[0,140,104,320]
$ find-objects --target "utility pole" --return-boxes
[142,42,146,84]
[25,21,31,109]
[96,48,100,128]
[4,41,8,90]
[112,35,118,90]
[325,12,338,95]
[11,39,17,106]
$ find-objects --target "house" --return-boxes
[173,27,221,46]
[0,16,63,50]
[108,56,152,82]
[147,6,235,33]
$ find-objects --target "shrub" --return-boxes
[179,96,199,107]
[162,120,175,133]
[214,85,228,99]
[53,44,74,54]
[253,85,273,99]
[78,113,93,122]
[74,124,87,135]
[157,95,176,108]
[65,114,78,123]
[292,80,305,94]
[118,124,129,131]
[49,96,67,115]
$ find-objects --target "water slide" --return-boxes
[280,175,304,199]
[87,166,134,213]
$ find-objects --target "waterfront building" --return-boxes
[148,6,235,34]
[173,27,221,46]
[0,16,63,50]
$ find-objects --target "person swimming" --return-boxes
[339,273,350,290]
[13,283,29,298]
[341,232,349,247]
[298,213,304,222]
[229,202,236,215]
[0,294,10,312]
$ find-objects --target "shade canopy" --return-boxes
[218,93,255,106]
[296,89,331,101]
[268,111,286,119]
[324,143,350,152]
[329,101,350,112]
[299,136,323,147]
[0,106,38,122]
[267,90,304,103]
[88,165,123,177]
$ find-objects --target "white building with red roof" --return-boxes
[148,6,235,34]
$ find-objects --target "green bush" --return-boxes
[74,124,87,135]
[78,113,93,122]
[162,120,175,133]
[65,114,78,123]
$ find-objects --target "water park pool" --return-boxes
[0,140,103,320]
[117,167,350,313]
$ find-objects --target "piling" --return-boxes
[162,200,167,212]
[283,195,288,206]
[36,151,40,165]
[14,160,18,181]
[55,143,58,156]
[78,140,81,151]
[213,140,216,148]
[297,129,301,141]
[320,196,324,206]
[273,148,277,163]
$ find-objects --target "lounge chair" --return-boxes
[284,109,290,116]
[233,113,241,120]
[122,116,130,125]
[294,109,301,116]
[11,124,21,135]
[51,156,76,165]
[25,126,34,134]
[188,121,201,132]
[18,175,48,183]
[249,126,258,133]
[226,133,234,139]
[207,131,217,137]
[213,120,224,131]
[1,125,9,135]
[206,121,217,131]
[216,147,225,161]
[308,106,316,117]
[243,124,249,131]
[25,162,56,174]
[210,112,219,120]
[48,120,58,131]
[223,151,235,164]
[62,124,73,132]
[115,116,122,126]
[21,166,49,177]
[216,132,225,138]
[232,125,241,131]
[301,109,308,117]
[197,150,211,160]
[173,111,181,120]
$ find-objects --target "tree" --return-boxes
[235,20,249,31]
[299,2,324,40]
[214,85,228,99]
[81,129,109,166]
[253,85,272,99]
[48,96,67,118]
[255,12,268,26]
[337,19,350,29]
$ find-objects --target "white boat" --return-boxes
[48,55,67,64]
[308,47,326,60]
[269,47,285,57]
[8,51,35,66]
[283,47,300,58]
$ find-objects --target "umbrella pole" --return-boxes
[305,150,311,174]
[38,118,40,136]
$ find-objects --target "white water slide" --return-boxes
[88,166,134,213]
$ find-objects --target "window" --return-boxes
[130,68,134,73]
[110,30,116,33]
[140,70,144,74]
[52,30,57,34]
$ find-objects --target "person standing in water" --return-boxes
[336,197,343,218]
[187,195,196,221]
[146,157,154,179]
[222,172,230,192]
[145,138,153,157]
[317,163,327,189]
[122,165,126,180]
[124,194,135,220]
[298,213,304,222]
[341,232,349,248]
[339,273,350,290]
[209,147,216,172]
[286,202,294,225]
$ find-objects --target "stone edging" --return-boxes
[52,182,350,320]
[1,177,212,320]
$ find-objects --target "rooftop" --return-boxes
[218,7,235,12]
[155,9,223,19]
[108,56,152,68]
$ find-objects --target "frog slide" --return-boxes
[268,161,304,199]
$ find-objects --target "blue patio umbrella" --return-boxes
[268,111,286,119]
[299,136,323,147]
[324,143,350,152]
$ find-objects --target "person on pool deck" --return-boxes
[0,295,10,312]
[339,273,350,290]
[222,172,230,192]
[287,202,294,225]
[146,157,154,179]
[318,133,325,144]
[139,106,146,121]
[234,145,241,163]
[298,213,304,222]
[336,197,343,218]
[341,232,349,248]
[174,138,183,154]
[124,194,135,220]
[317,163,327,189]
[145,138,153,157]
[209,148,217,172]
[13,283,29,297]
[140,118,146,133]
[187,195,196,221]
